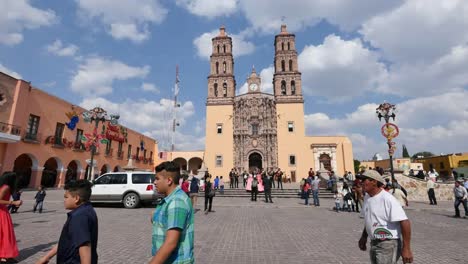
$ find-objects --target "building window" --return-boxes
[223,44,226,53]
[216,155,223,167]
[144,149,147,159]
[105,139,112,155]
[217,124,223,134]
[26,114,40,140]
[281,42,284,50]
[440,162,445,169]
[150,151,153,162]
[288,42,291,50]
[281,80,286,95]
[136,147,140,159]
[75,129,84,149]
[54,123,65,145]
[281,60,285,71]
[291,81,296,95]
[215,62,219,74]
[289,60,293,71]
[128,144,132,159]
[223,61,226,73]
[223,83,227,97]
[217,45,220,53]
[214,83,218,97]
[289,155,296,166]
[252,124,258,136]
[288,122,294,132]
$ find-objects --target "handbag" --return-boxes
[209,188,216,198]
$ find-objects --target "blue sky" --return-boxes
[1,0,468,160]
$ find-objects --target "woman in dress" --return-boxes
[0,172,22,263]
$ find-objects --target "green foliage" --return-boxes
[354,159,361,173]
[402,144,410,158]
[412,151,435,159]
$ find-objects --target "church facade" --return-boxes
[202,25,354,181]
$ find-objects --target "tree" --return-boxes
[402,144,410,158]
[354,159,361,173]
[412,151,435,159]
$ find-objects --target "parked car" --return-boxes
[90,171,162,208]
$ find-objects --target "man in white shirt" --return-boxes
[453,180,468,218]
[358,170,413,264]
[426,178,437,205]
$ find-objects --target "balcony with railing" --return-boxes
[0,122,21,143]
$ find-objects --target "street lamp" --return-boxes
[376,102,399,185]
[82,107,119,180]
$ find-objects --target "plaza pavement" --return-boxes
[11,189,468,264]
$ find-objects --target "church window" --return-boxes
[288,42,290,50]
[291,81,296,95]
[216,155,223,167]
[281,60,285,72]
[223,83,227,97]
[214,83,218,97]
[217,45,220,53]
[288,122,294,132]
[289,155,296,166]
[281,42,284,51]
[289,60,293,71]
[217,124,223,134]
[223,45,226,53]
[252,124,258,136]
[223,61,226,73]
[215,62,219,74]
[281,80,286,95]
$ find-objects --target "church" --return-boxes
[200,25,354,181]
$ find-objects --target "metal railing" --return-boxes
[23,131,42,142]
[0,122,21,136]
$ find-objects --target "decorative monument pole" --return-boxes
[82,107,119,180]
[376,102,399,185]
[171,65,180,152]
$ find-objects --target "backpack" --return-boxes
[252,180,258,188]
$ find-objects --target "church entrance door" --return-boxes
[319,153,332,171]
[248,152,263,172]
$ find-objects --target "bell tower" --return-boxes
[207,26,236,105]
[247,66,261,93]
[273,24,303,103]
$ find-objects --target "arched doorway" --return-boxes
[113,165,122,172]
[66,160,79,183]
[188,157,203,175]
[173,157,187,171]
[248,152,263,172]
[319,153,332,171]
[42,158,60,187]
[13,153,37,188]
[100,164,110,175]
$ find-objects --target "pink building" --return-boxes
[0,72,158,188]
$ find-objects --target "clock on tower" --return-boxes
[247,66,261,93]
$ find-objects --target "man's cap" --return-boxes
[358,170,386,184]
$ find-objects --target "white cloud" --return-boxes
[238,0,402,34]
[46,40,79,57]
[79,97,203,151]
[76,0,168,43]
[70,57,150,96]
[141,83,160,93]
[298,34,387,101]
[305,91,468,159]
[193,29,255,60]
[0,0,57,45]
[0,64,22,79]
[176,0,238,18]
[237,66,274,95]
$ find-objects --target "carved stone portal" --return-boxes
[233,93,278,172]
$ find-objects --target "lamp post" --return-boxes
[82,107,119,180]
[376,102,399,185]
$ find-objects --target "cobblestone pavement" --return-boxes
[11,190,468,263]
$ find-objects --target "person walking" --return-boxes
[214,176,219,190]
[229,169,234,189]
[219,176,225,195]
[333,191,342,212]
[251,176,258,201]
[357,170,413,264]
[189,176,200,210]
[204,174,215,214]
[311,176,321,206]
[269,169,275,189]
[8,189,22,214]
[426,178,437,205]
[276,168,283,190]
[303,180,311,206]
[243,170,248,188]
[234,169,239,188]
[33,185,46,213]
[353,179,364,213]
[263,174,273,203]
[453,180,468,218]
[147,161,194,264]
[0,172,21,263]
[37,180,98,264]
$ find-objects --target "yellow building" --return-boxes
[193,25,353,182]
[415,153,468,178]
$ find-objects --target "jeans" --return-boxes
[277,179,283,189]
[428,188,437,205]
[204,196,213,212]
[235,178,239,188]
[34,200,44,213]
[335,202,341,212]
[370,239,401,264]
[312,190,320,206]
[220,185,224,194]
[243,178,247,187]
[264,189,273,203]
[251,187,258,201]
[454,197,468,216]
[304,190,310,205]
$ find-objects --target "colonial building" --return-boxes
[200,25,354,181]
[0,72,158,188]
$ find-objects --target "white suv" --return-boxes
[90,171,160,209]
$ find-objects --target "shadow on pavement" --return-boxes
[18,241,57,262]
